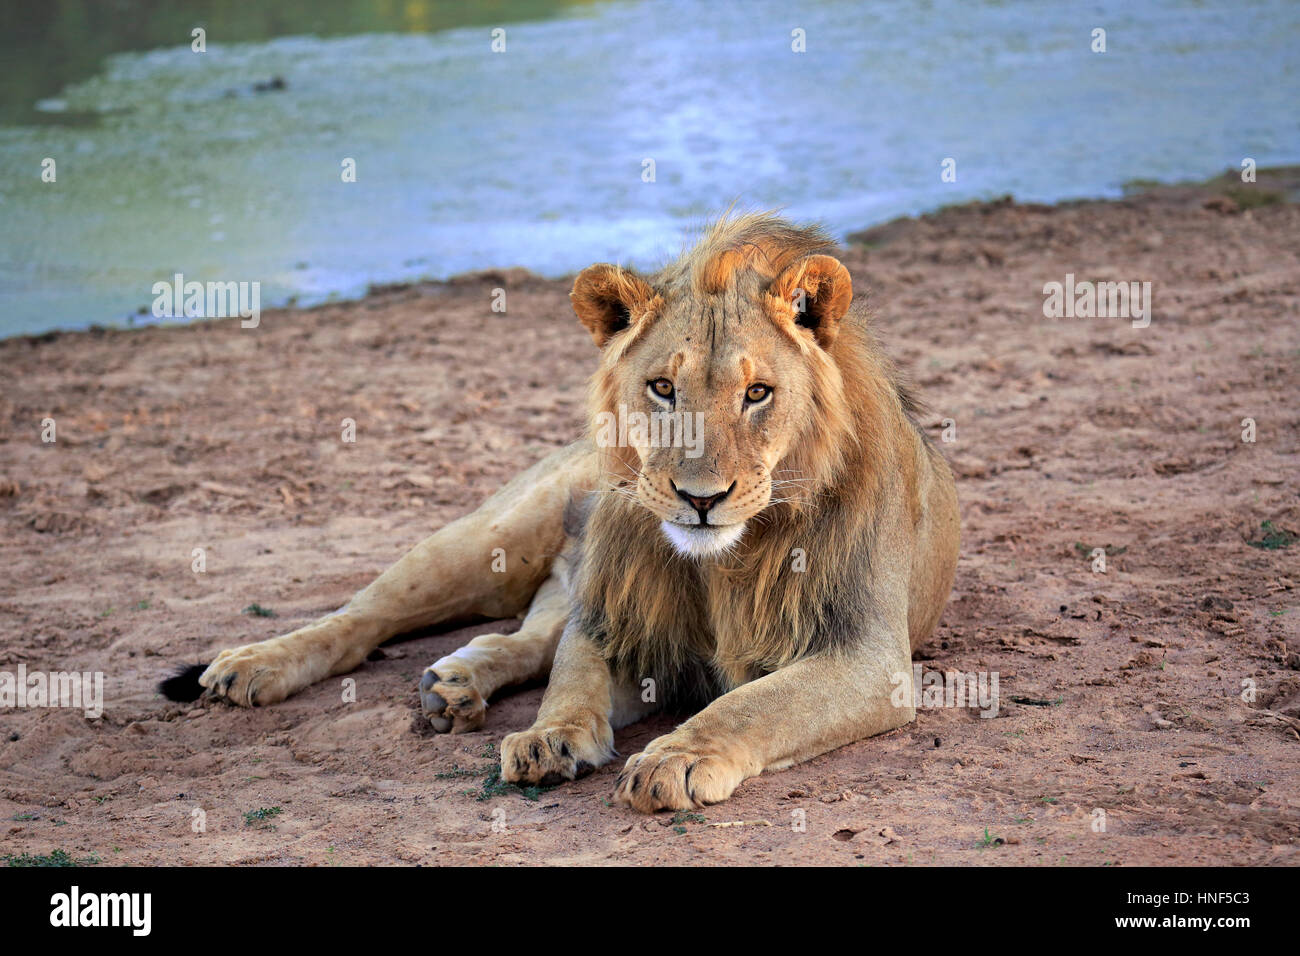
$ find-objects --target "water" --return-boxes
[0,0,1297,338]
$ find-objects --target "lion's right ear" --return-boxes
[570,264,657,348]
[768,254,852,350]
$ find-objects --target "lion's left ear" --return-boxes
[570,264,657,348]
[768,254,853,349]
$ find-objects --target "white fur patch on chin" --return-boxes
[660,520,746,558]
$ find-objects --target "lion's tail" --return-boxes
[157,664,208,702]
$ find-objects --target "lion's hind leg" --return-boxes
[419,557,571,733]
[185,442,596,709]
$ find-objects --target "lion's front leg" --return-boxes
[613,632,915,813]
[500,624,657,786]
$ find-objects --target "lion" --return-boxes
[168,212,960,813]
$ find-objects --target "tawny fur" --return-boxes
[188,212,960,814]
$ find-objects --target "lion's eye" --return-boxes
[745,383,772,404]
[650,378,674,400]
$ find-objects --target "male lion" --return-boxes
[172,213,960,813]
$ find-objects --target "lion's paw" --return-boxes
[199,641,297,707]
[500,714,614,787]
[613,737,745,813]
[419,660,485,733]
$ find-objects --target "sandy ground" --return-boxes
[2,170,1298,867]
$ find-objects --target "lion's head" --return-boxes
[570,213,867,558]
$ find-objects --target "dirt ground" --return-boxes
[2,170,1298,866]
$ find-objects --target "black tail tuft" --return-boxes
[158,663,209,702]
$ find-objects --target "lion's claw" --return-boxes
[500,713,614,786]
[613,737,745,813]
[199,642,296,707]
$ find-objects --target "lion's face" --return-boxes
[572,229,854,558]
[601,298,810,556]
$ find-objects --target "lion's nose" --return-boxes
[673,482,734,521]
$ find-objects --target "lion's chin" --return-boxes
[660,520,746,558]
